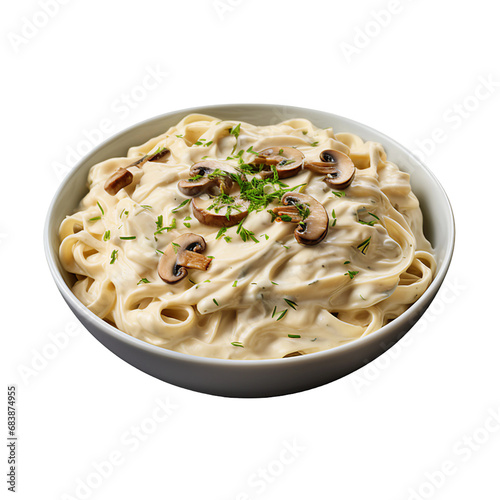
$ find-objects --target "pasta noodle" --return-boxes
[59,114,435,359]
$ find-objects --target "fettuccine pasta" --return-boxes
[59,114,435,359]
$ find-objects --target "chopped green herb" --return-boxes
[246,145,259,155]
[155,215,163,231]
[332,191,345,198]
[310,141,319,147]
[97,201,104,215]
[110,249,118,264]
[89,216,101,222]
[155,249,164,255]
[231,341,244,348]
[140,205,152,210]
[302,131,307,135]
[357,237,371,255]
[175,134,184,138]
[171,199,191,213]
[213,298,219,306]
[224,236,232,243]
[288,334,301,338]
[155,218,176,235]
[360,294,366,300]
[137,278,151,285]
[171,242,180,254]
[120,236,136,240]
[183,222,191,228]
[345,270,359,279]
[207,256,214,259]
[276,309,288,321]
[232,280,238,287]
[204,141,213,147]
[368,212,380,220]
[216,227,227,240]
[271,306,277,318]
[284,299,297,310]
[343,261,351,265]
[271,281,278,285]
[103,230,111,241]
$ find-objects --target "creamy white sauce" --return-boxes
[59,114,435,359]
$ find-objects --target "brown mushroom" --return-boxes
[178,160,233,197]
[251,147,304,179]
[158,233,212,284]
[192,196,249,227]
[104,147,170,195]
[273,192,328,245]
[304,149,355,189]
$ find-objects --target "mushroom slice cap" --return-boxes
[104,168,134,195]
[158,233,212,284]
[305,149,355,189]
[104,147,170,195]
[178,160,233,196]
[252,146,304,179]
[276,192,328,245]
[192,196,249,227]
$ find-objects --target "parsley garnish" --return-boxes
[231,341,244,348]
[171,199,191,213]
[137,278,151,285]
[232,280,238,287]
[155,218,176,235]
[216,227,227,240]
[171,242,180,254]
[288,334,301,338]
[213,298,219,306]
[110,249,118,264]
[345,270,359,279]
[357,237,371,255]
[276,309,288,321]
[332,191,345,198]
[103,230,110,241]
[284,299,297,310]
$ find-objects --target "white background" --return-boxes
[2,0,500,499]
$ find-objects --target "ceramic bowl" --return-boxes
[44,103,455,397]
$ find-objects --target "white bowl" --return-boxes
[44,104,455,397]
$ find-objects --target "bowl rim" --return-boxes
[44,102,456,368]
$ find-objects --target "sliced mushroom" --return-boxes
[104,147,170,195]
[273,192,328,245]
[103,168,134,196]
[178,160,233,197]
[192,196,249,227]
[158,233,212,284]
[251,146,304,179]
[304,149,355,189]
